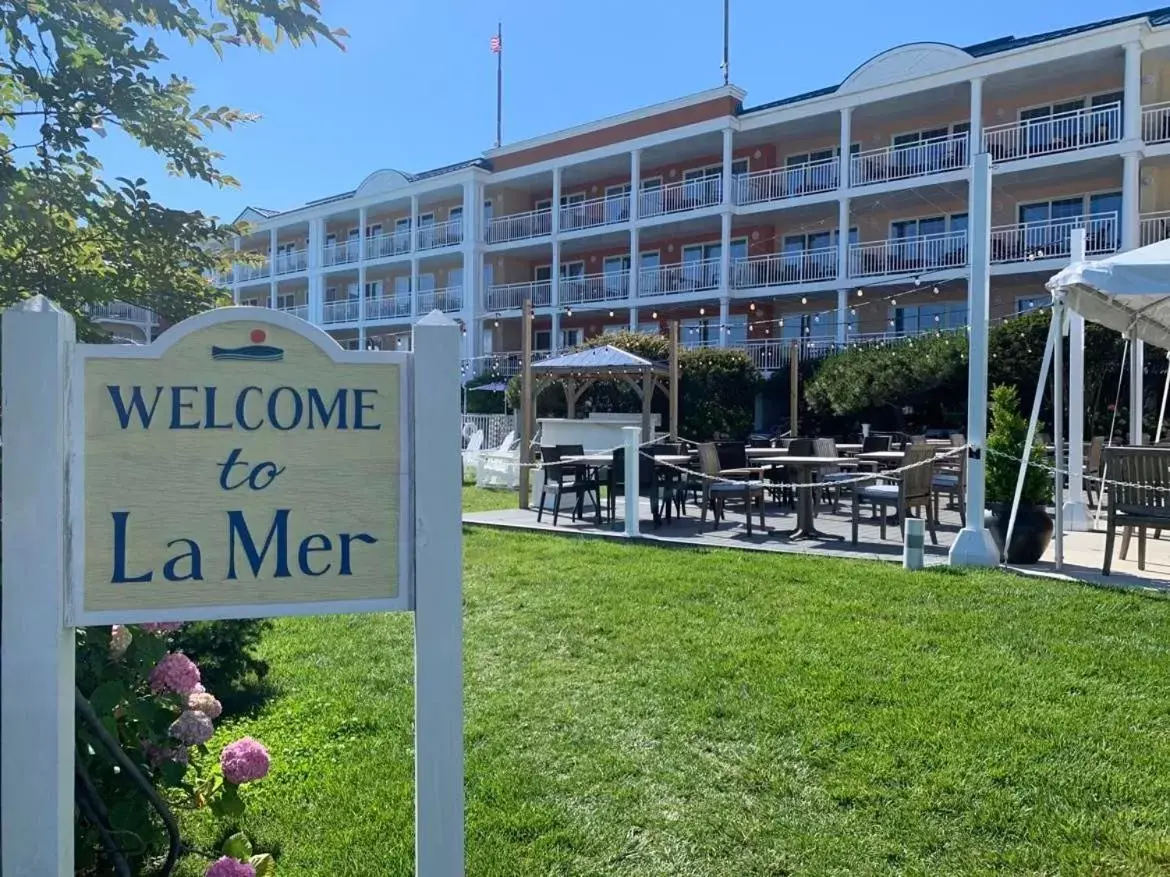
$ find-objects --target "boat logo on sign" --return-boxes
[211,328,284,362]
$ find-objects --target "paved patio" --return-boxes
[464,494,1170,593]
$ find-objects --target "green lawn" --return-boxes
[180,492,1170,875]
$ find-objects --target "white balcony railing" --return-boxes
[560,193,631,231]
[637,259,721,297]
[1143,101,1170,145]
[850,133,969,187]
[484,280,552,311]
[417,219,464,251]
[236,260,271,282]
[417,286,464,314]
[1141,210,1170,247]
[486,208,552,244]
[366,230,412,260]
[734,158,839,205]
[983,102,1122,162]
[638,177,722,219]
[990,212,1119,264]
[561,271,629,305]
[89,301,159,324]
[848,230,968,278]
[321,298,360,324]
[273,249,308,275]
[365,295,413,321]
[730,249,838,289]
[323,239,362,267]
[278,303,309,321]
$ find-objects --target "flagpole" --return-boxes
[495,21,503,148]
[721,0,730,85]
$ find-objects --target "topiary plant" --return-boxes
[985,384,1052,506]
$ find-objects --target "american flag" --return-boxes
[489,34,501,53]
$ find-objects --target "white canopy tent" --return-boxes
[1003,233,1170,569]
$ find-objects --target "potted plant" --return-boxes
[984,384,1054,563]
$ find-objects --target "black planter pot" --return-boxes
[985,502,1054,565]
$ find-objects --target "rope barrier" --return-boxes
[984,446,1170,494]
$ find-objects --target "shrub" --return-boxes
[985,384,1052,506]
[171,620,272,700]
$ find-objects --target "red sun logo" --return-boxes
[250,329,266,344]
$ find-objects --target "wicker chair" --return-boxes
[697,442,766,535]
[1084,436,1105,507]
[851,443,938,544]
[1102,447,1170,574]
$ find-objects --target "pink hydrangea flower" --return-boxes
[141,622,184,634]
[205,857,255,877]
[187,691,223,720]
[169,710,215,746]
[109,625,132,660]
[220,737,270,785]
[149,652,201,695]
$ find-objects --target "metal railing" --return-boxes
[321,299,360,324]
[560,193,630,231]
[278,303,309,320]
[850,132,969,186]
[236,260,271,282]
[561,271,629,305]
[366,229,412,259]
[365,294,413,321]
[89,301,159,324]
[848,230,968,278]
[273,249,308,275]
[417,218,464,251]
[486,208,552,244]
[734,158,839,205]
[1140,210,1170,247]
[637,259,721,297]
[323,239,361,267]
[417,286,464,314]
[483,280,552,311]
[1142,101,1170,144]
[730,249,838,288]
[990,212,1119,264]
[638,176,722,219]
[983,102,1122,162]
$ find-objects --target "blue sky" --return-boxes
[96,0,1157,221]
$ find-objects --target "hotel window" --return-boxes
[393,275,411,296]
[889,301,967,335]
[276,292,295,310]
[1017,296,1049,314]
[533,329,581,350]
[240,297,260,307]
[534,261,585,282]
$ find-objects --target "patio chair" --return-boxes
[607,445,663,525]
[932,443,967,526]
[460,429,484,482]
[697,443,766,536]
[536,444,601,527]
[768,437,813,507]
[1102,447,1170,574]
[813,437,852,513]
[850,443,938,545]
[1085,436,1105,507]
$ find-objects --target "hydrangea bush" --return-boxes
[75,623,274,876]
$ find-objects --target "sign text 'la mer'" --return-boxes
[107,383,382,585]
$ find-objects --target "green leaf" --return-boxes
[250,853,276,876]
[215,782,246,818]
[223,832,253,859]
[88,680,127,716]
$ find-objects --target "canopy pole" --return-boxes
[518,299,533,509]
[1156,351,1170,444]
[1005,311,1059,563]
[1131,337,1145,445]
[1093,336,1130,531]
[950,151,998,566]
[1063,229,1089,530]
[1053,298,1065,571]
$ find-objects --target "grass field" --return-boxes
[180,488,1170,876]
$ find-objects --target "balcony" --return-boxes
[89,301,159,324]
[638,177,722,220]
[734,158,839,206]
[848,230,968,278]
[418,218,464,252]
[1141,210,1170,247]
[637,259,721,298]
[417,286,463,314]
[273,248,308,275]
[322,299,360,324]
[560,193,630,232]
[486,208,552,244]
[367,229,412,260]
[278,303,309,321]
[484,280,552,311]
[237,260,271,283]
[324,239,361,267]
[561,271,629,306]
[365,294,413,321]
[982,102,1121,163]
[850,133,969,187]
[1143,102,1170,145]
[730,249,838,289]
[990,212,1119,264]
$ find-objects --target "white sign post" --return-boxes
[1,300,464,876]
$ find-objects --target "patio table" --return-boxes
[756,455,850,541]
[562,453,691,526]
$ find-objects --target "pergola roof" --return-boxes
[530,344,668,376]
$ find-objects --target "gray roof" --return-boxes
[532,345,667,375]
[301,158,492,210]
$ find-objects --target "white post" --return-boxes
[903,518,925,571]
[629,150,641,319]
[1122,152,1140,251]
[2,296,76,877]
[1053,298,1065,571]
[358,206,368,350]
[411,311,464,877]
[718,297,730,348]
[835,288,848,345]
[968,77,983,158]
[1064,229,1090,529]
[623,426,640,538]
[1125,41,1142,143]
[718,127,732,345]
[1132,337,1145,444]
[269,227,278,309]
[551,167,562,353]
[839,106,852,188]
[836,198,850,281]
[950,152,999,566]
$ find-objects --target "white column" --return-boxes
[459,180,477,337]
[1123,152,1141,250]
[718,209,731,315]
[629,225,640,307]
[969,77,983,159]
[2,296,75,877]
[721,126,734,206]
[718,297,730,348]
[1064,228,1090,530]
[950,152,998,566]
[551,167,562,352]
[309,217,324,271]
[630,149,641,221]
[629,150,641,305]
[357,206,368,349]
[231,236,241,300]
[269,227,278,309]
[410,311,465,877]
[839,106,853,188]
[623,426,640,536]
[1125,41,1142,142]
[836,197,850,281]
[628,306,638,332]
[308,275,323,326]
[1132,338,1146,444]
[836,288,848,345]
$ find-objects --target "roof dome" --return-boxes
[355,169,412,197]
[838,42,972,93]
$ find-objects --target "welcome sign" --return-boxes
[72,309,412,624]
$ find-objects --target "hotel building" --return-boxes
[156,7,1170,374]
